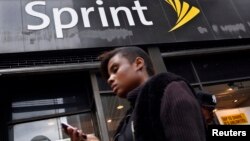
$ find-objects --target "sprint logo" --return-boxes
[165,0,200,31]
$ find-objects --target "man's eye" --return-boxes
[112,67,118,73]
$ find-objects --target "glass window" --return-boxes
[12,97,89,120]
[203,80,250,125]
[100,94,130,141]
[10,113,94,141]
[0,71,98,141]
[0,72,92,121]
[203,80,250,109]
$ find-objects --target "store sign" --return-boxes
[215,107,250,125]
[221,113,248,125]
[0,0,250,53]
[25,0,154,38]
[25,0,200,38]
[165,0,200,31]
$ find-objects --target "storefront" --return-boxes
[1,0,250,141]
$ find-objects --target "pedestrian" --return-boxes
[196,91,217,125]
[64,46,207,141]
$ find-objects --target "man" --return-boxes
[196,91,217,125]
[64,46,206,141]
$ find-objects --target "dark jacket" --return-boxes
[114,72,206,141]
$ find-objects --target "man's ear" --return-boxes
[134,57,145,71]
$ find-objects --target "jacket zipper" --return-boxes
[131,121,136,141]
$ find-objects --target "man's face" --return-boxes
[107,54,142,98]
[201,107,214,123]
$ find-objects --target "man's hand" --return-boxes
[65,126,100,141]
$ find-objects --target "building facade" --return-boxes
[1,0,250,141]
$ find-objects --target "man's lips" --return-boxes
[112,85,118,92]
[113,86,117,92]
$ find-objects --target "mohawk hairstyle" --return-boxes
[98,46,155,79]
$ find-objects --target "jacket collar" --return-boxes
[126,85,142,108]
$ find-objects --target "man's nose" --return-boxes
[107,74,115,86]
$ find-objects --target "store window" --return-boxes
[10,113,93,141]
[161,50,250,125]
[203,80,250,109]
[1,71,98,141]
[100,94,130,141]
[203,80,250,125]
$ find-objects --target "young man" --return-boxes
[64,46,206,141]
[196,91,217,125]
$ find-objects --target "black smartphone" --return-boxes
[61,122,70,131]
[61,122,87,139]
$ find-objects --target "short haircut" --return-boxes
[196,91,216,110]
[99,46,155,79]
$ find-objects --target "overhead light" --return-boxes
[234,99,238,103]
[117,105,124,110]
[107,119,112,123]
[48,122,55,126]
[227,82,241,91]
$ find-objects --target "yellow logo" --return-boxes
[165,0,200,31]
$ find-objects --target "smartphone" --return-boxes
[61,122,87,139]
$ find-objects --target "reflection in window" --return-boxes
[2,71,92,121]
[101,94,130,141]
[204,80,250,109]
[12,96,89,120]
[12,98,65,120]
[11,113,94,141]
[2,71,95,140]
[31,135,51,141]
